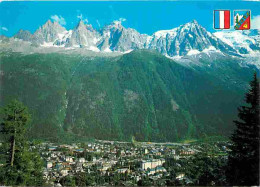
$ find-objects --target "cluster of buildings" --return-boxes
[35,140,228,185]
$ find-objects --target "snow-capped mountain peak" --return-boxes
[152,20,201,39]
[147,20,237,56]
[32,20,67,45]
[101,20,125,33]
[14,29,33,41]
[75,20,94,31]
[37,20,66,34]
[110,20,124,29]
[153,28,178,38]
[214,29,260,54]
[76,20,86,28]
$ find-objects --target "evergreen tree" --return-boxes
[227,73,260,186]
[0,100,45,186]
[60,175,76,186]
[185,153,227,185]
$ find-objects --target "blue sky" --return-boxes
[0,1,260,37]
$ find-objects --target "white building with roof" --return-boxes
[141,159,165,170]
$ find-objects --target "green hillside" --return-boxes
[0,50,257,142]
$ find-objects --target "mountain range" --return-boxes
[1,19,258,62]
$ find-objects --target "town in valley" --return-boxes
[27,139,229,186]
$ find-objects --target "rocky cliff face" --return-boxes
[33,20,66,44]
[97,21,149,52]
[14,29,33,41]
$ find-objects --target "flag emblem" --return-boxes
[234,10,250,30]
[214,10,230,29]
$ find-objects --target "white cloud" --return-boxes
[96,20,101,28]
[1,27,8,31]
[83,18,88,24]
[119,18,126,22]
[251,15,260,29]
[50,15,66,26]
[77,13,88,24]
[77,14,83,20]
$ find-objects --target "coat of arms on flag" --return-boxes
[234,10,251,30]
[214,10,230,29]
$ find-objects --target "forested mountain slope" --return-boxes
[0,50,257,142]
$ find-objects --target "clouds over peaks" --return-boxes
[50,15,66,26]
